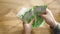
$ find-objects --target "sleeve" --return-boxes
[50,23,60,34]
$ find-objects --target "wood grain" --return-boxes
[0,0,60,34]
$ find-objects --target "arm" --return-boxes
[39,8,60,34]
[50,22,60,34]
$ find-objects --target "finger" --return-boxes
[43,10,47,14]
[29,18,35,25]
[46,8,55,19]
[23,20,27,25]
[46,8,52,14]
[21,19,27,25]
[39,14,46,19]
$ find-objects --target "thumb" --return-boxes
[39,14,46,19]
[29,18,34,25]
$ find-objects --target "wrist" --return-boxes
[25,32,31,34]
[25,31,31,34]
[49,20,58,28]
[24,29,31,34]
[53,21,58,28]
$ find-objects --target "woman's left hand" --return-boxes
[23,19,34,34]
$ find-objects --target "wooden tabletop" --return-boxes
[0,0,60,34]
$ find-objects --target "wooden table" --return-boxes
[0,0,60,34]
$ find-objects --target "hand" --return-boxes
[23,19,34,34]
[39,8,58,28]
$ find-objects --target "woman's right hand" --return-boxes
[39,8,58,28]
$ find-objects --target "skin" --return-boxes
[39,8,58,28]
[23,19,34,34]
[23,8,58,34]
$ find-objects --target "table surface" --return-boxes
[0,0,60,34]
